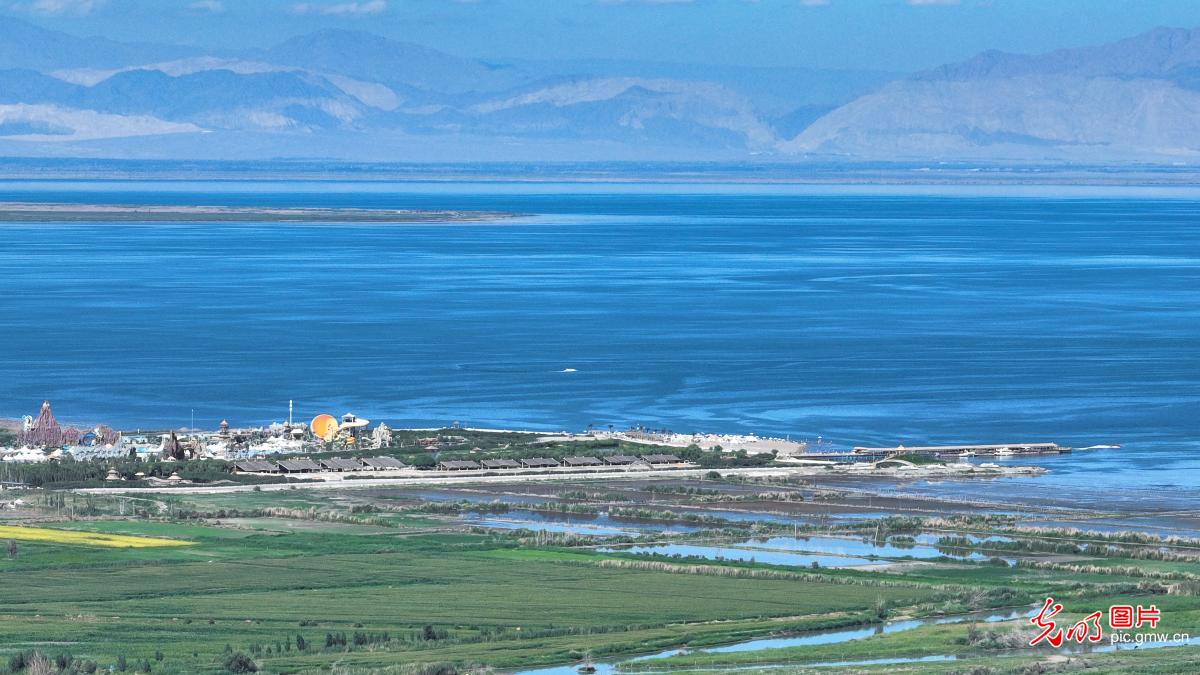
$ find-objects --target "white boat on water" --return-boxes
[994,447,1015,456]
[959,450,976,458]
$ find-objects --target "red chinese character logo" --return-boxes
[1065,611,1103,644]
[1109,604,1134,629]
[1136,604,1160,628]
[1030,598,1104,646]
[1030,597,1065,647]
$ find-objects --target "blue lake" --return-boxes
[1,180,1198,507]
[459,509,702,536]
[598,533,1012,567]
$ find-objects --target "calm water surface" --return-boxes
[1,182,1197,505]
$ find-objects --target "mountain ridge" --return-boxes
[1,17,1198,162]
[0,17,892,159]
[785,25,1200,161]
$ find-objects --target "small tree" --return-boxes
[223,652,258,673]
[295,634,307,651]
[7,539,16,559]
[116,654,128,672]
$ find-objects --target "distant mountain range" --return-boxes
[785,27,1200,162]
[2,17,1200,162]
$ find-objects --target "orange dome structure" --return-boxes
[310,414,338,442]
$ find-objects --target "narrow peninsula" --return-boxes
[0,202,516,223]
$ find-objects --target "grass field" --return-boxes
[2,486,1198,674]
[0,529,937,672]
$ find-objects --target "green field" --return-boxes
[1,487,1198,674]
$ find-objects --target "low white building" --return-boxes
[1,447,50,463]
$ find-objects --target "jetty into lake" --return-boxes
[851,442,1068,457]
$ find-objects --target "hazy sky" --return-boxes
[8,0,1200,72]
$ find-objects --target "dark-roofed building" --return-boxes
[320,458,365,472]
[361,456,407,470]
[603,455,640,465]
[481,459,520,470]
[277,458,321,473]
[563,456,603,467]
[640,454,682,465]
[233,460,278,473]
[520,457,560,469]
[438,460,481,471]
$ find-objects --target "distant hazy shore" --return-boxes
[7,158,1200,189]
[0,202,516,223]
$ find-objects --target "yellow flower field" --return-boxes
[0,525,193,548]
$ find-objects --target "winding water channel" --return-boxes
[515,608,1033,675]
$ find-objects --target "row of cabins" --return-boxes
[234,453,685,475]
[436,454,682,471]
[233,456,407,474]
